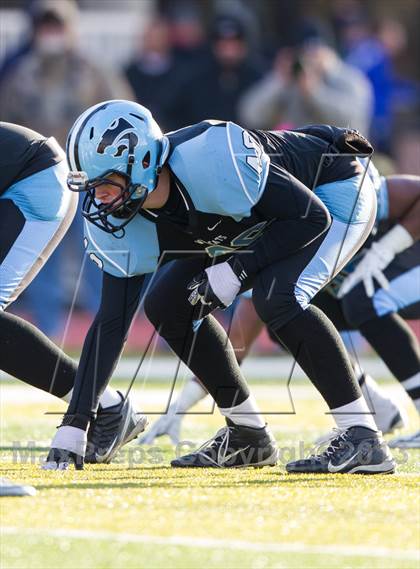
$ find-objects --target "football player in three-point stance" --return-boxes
[46,99,395,474]
[140,166,420,450]
[0,122,146,474]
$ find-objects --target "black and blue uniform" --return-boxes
[0,122,79,400]
[70,121,376,422]
[0,122,77,308]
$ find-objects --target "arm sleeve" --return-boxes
[67,271,144,422]
[236,171,331,276]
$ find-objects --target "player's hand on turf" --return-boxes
[187,259,246,309]
[338,242,391,298]
[138,409,182,445]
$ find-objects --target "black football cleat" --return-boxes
[286,426,395,475]
[85,392,147,464]
[42,447,85,471]
[171,419,279,468]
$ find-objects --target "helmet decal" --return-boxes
[96,117,139,157]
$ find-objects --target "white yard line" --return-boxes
[1,527,418,561]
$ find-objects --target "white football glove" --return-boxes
[138,407,182,446]
[338,224,414,298]
[188,259,246,309]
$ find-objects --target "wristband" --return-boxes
[378,224,414,256]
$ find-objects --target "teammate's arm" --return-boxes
[338,175,420,298]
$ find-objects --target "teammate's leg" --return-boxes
[0,175,79,400]
[341,246,420,447]
[0,170,121,407]
[0,310,76,398]
[360,315,420,404]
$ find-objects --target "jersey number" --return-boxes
[242,131,263,176]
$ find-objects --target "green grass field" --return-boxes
[1,378,419,569]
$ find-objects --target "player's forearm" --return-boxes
[65,318,129,426]
[65,272,144,428]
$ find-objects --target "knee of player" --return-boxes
[252,286,297,328]
[307,196,332,234]
[143,292,187,339]
[319,203,332,233]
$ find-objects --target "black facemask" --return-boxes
[68,169,148,238]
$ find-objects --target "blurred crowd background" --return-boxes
[0,0,419,354]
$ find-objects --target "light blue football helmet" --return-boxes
[66,100,169,236]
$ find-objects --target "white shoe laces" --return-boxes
[312,428,349,459]
[315,427,346,448]
[196,426,234,467]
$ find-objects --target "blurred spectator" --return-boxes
[238,38,373,134]
[342,17,416,151]
[166,1,210,71]
[125,17,186,131]
[0,0,134,337]
[167,14,265,128]
[0,0,133,145]
[0,39,33,86]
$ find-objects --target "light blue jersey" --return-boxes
[0,161,77,308]
[168,121,270,220]
[83,213,160,278]
[83,121,271,278]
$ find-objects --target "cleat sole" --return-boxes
[171,448,279,469]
